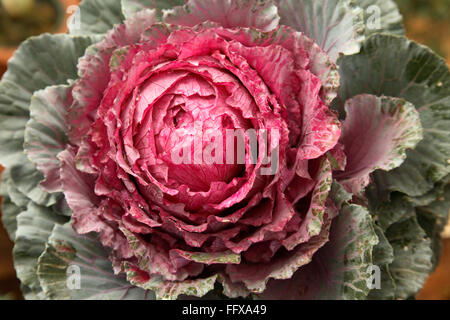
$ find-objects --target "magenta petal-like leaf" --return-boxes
[335,94,423,194]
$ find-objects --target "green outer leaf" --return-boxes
[415,181,450,267]
[314,182,379,300]
[0,34,97,250]
[9,162,60,207]
[0,197,22,241]
[0,34,96,167]
[329,180,353,208]
[367,225,395,299]
[355,0,404,37]
[3,160,63,215]
[276,0,365,61]
[37,223,154,300]
[0,110,27,167]
[121,0,185,20]
[368,193,434,299]
[385,216,433,299]
[13,203,68,299]
[337,34,450,197]
[406,175,450,207]
[416,179,450,222]
[0,170,25,241]
[121,0,153,19]
[259,183,378,300]
[4,170,29,209]
[24,85,73,194]
[69,0,125,35]
[318,204,378,299]
[370,193,414,231]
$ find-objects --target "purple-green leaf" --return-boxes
[335,94,423,194]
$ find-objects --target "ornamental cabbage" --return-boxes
[0,0,448,300]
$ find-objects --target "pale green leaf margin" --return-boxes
[0,33,101,299]
[69,0,125,35]
[37,223,154,300]
[121,0,185,20]
[276,0,365,61]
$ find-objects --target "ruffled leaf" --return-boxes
[0,34,95,167]
[121,0,185,19]
[164,0,280,32]
[383,216,433,299]
[417,186,450,224]
[37,223,154,300]
[336,94,423,194]
[2,165,29,209]
[13,203,68,299]
[3,161,68,214]
[24,85,74,193]
[367,225,395,299]
[261,201,378,299]
[368,193,434,299]
[0,197,22,241]
[9,162,60,207]
[0,170,25,240]
[69,0,125,35]
[415,178,450,267]
[337,34,450,198]
[405,175,450,208]
[276,0,365,61]
[0,110,27,167]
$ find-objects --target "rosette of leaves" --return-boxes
[0,0,448,300]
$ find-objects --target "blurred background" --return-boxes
[0,0,449,300]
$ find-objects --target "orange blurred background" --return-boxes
[0,0,449,300]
